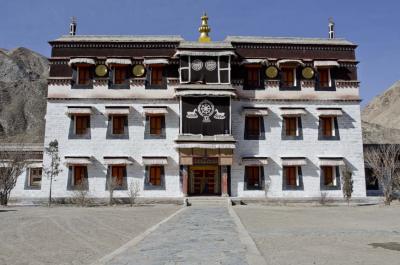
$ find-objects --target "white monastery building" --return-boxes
[10,15,366,202]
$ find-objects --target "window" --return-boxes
[151,66,163,85]
[319,116,339,140]
[28,168,42,188]
[321,166,340,189]
[111,165,125,188]
[73,165,86,186]
[318,68,330,87]
[245,116,261,139]
[281,67,295,87]
[77,66,91,85]
[75,115,90,135]
[112,116,126,135]
[113,66,127,84]
[283,166,302,190]
[245,67,261,87]
[245,166,263,190]
[149,115,164,135]
[148,166,164,186]
[284,117,298,137]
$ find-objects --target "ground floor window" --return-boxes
[321,166,340,190]
[145,165,165,189]
[283,166,303,190]
[109,165,126,189]
[28,168,42,189]
[68,165,88,190]
[244,166,264,190]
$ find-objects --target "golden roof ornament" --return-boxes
[198,12,211,43]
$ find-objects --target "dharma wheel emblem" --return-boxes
[191,59,203,71]
[205,60,217,71]
[186,99,226,123]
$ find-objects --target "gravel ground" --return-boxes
[0,205,179,265]
[234,204,400,265]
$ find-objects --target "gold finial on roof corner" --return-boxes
[198,12,211,43]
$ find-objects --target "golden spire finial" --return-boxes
[198,12,211,43]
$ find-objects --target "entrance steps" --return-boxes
[185,196,231,207]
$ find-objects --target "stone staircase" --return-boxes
[184,196,231,207]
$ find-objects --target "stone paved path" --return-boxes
[103,206,249,265]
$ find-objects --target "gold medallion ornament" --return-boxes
[132,64,146,77]
[302,67,315,79]
[265,66,278,79]
[95,65,108,77]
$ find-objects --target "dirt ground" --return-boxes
[0,205,179,265]
[234,204,400,265]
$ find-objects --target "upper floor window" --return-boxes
[151,66,163,85]
[75,115,90,135]
[113,66,128,85]
[77,66,91,85]
[112,115,127,135]
[319,116,339,140]
[179,55,231,84]
[281,67,296,87]
[245,116,264,140]
[318,68,331,88]
[244,66,262,89]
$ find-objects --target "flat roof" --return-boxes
[225,36,356,46]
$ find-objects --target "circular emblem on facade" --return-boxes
[191,59,203,71]
[205,60,217,71]
[197,99,215,122]
[302,67,315,79]
[265,66,278,79]
[95,65,108,77]
[132,64,146,77]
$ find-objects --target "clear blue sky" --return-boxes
[1,0,399,106]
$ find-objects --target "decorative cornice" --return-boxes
[335,80,360,89]
[232,43,355,52]
[51,42,179,49]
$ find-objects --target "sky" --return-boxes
[1,0,400,106]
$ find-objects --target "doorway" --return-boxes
[189,165,220,196]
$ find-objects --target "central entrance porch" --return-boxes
[189,165,220,196]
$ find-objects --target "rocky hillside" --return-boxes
[362,81,400,144]
[0,47,48,143]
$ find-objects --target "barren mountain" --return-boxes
[362,80,400,144]
[0,47,48,143]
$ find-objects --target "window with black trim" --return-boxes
[245,116,264,140]
[77,66,91,85]
[112,115,127,135]
[150,116,163,135]
[151,66,163,85]
[111,165,125,188]
[282,116,302,139]
[68,165,88,190]
[74,115,90,136]
[319,116,339,140]
[317,68,331,88]
[28,168,42,189]
[244,166,264,190]
[244,66,262,89]
[321,166,340,190]
[281,67,296,87]
[283,166,303,190]
[145,165,165,189]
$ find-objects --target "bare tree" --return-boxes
[364,144,400,205]
[72,182,91,206]
[107,175,119,206]
[0,145,28,206]
[43,140,62,207]
[341,165,353,206]
[127,179,141,206]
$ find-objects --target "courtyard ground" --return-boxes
[0,203,399,265]
[234,204,400,265]
[0,205,179,265]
